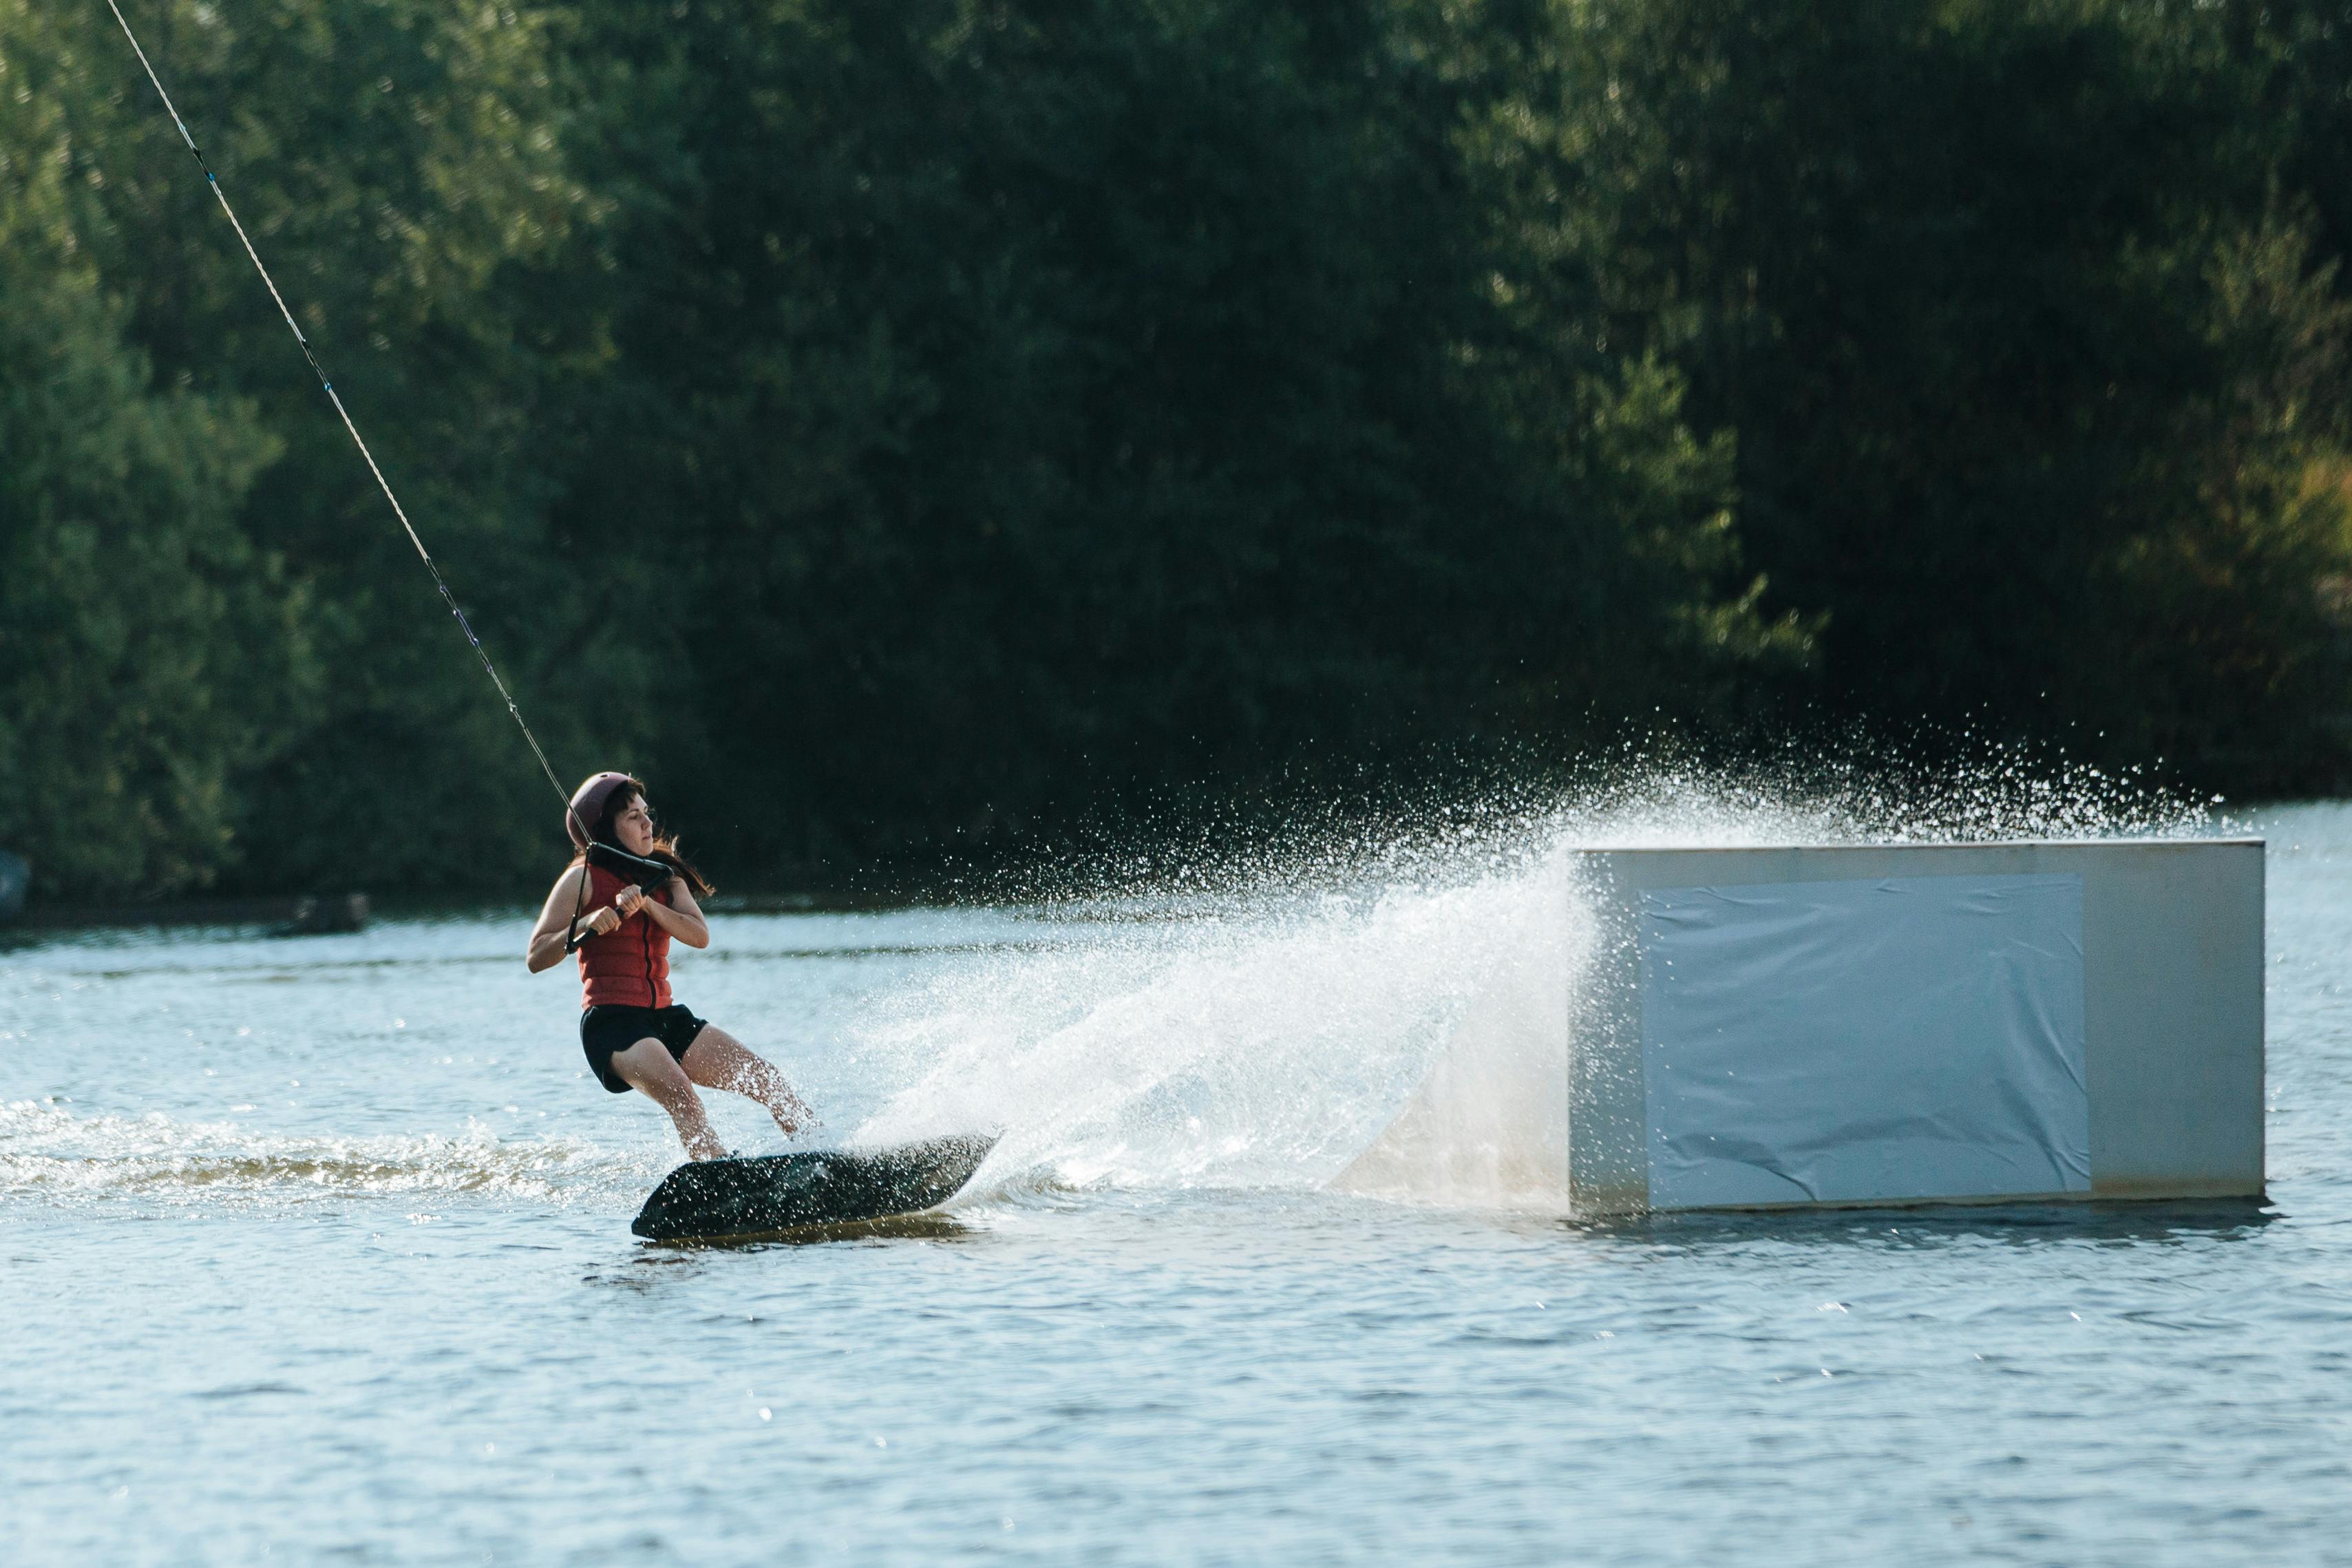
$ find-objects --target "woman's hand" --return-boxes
[582,904,625,937]
[638,878,710,949]
[613,884,644,919]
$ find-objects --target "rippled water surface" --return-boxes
[7,804,2351,1565]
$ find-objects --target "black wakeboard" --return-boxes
[631,1133,997,1241]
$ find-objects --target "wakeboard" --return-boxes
[631,1132,997,1241]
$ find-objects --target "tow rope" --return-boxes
[102,0,583,839]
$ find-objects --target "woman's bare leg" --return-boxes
[608,1037,726,1161]
[681,1026,818,1138]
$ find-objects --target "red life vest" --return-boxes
[574,862,674,1010]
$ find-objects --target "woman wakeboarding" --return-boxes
[98,11,840,1179]
[526,772,817,1160]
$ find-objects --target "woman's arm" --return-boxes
[619,876,710,950]
[525,863,618,972]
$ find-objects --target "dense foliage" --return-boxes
[2,0,2347,897]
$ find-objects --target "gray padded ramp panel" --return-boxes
[1640,873,2089,1208]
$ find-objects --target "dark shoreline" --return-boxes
[5,887,919,936]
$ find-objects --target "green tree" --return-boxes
[25,0,635,891]
[23,0,2346,904]
[1558,0,2352,786]
[556,0,1795,873]
[0,61,304,893]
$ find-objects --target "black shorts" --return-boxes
[580,1004,708,1094]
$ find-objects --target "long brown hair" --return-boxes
[570,777,714,898]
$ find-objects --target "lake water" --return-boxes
[6,800,2350,1565]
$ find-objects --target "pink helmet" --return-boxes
[566,772,637,849]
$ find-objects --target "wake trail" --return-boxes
[0,1100,661,1211]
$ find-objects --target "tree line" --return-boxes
[3,0,2349,899]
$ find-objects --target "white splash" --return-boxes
[847,759,2215,1211]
